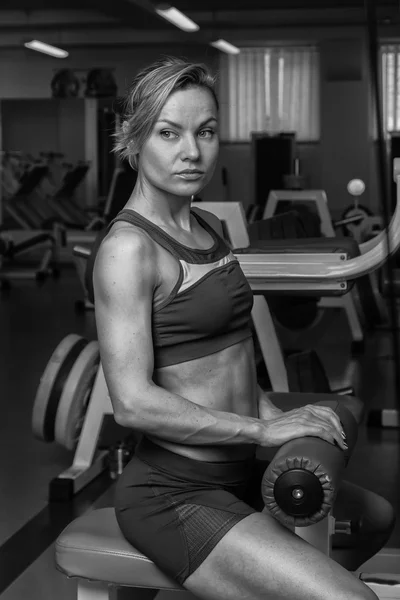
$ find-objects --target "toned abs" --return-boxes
[151,336,259,461]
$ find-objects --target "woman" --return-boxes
[93,57,394,600]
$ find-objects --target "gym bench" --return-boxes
[56,397,379,600]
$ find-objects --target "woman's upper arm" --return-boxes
[93,229,157,420]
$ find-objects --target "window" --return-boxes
[219,46,320,142]
[381,44,400,132]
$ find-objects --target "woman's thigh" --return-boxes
[114,452,257,585]
[184,510,378,600]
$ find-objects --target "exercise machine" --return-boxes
[0,226,62,286]
[2,162,50,230]
[57,396,397,600]
[0,156,63,284]
[32,159,400,498]
[263,189,387,345]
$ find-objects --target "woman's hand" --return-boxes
[259,404,348,450]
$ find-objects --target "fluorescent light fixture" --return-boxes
[210,39,240,55]
[24,40,69,58]
[155,6,199,32]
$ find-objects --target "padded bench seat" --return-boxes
[234,236,360,258]
[55,507,183,591]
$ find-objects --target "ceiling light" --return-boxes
[24,40,69,58]
[155,5,199,32]
[210,39,240,55]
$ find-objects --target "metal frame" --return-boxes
[76,582,195,599]
[0,225,63,284]
[264,190,334,237]
[263,191,365,345]
[265,189,389,331]
[50,364,111,499]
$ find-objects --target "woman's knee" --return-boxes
[363,492,396,537]
[335,481,395,535]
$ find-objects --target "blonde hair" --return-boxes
[114,56,219,171]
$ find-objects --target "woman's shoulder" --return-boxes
[95,221,158,282]
[102,220,157,256]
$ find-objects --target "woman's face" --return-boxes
[138,86,219,198]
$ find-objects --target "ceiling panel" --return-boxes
[0,0,398,50]
[152,0,398,10]
[1,0,399,12]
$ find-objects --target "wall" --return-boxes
[2,99,85,163]
[0,45,218,210]
[0,34,388,217]
[0,45,219,99]
[201,141,322,210]
[202,31,382,218]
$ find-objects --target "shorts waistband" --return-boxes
[136,436,256,485]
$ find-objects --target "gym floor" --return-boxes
[0,267,399,600]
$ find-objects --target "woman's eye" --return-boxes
[199,129,215,138]
[160,130,177,139]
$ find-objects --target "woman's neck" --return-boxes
[125,184,193,231]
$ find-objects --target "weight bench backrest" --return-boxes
[53,164,90,198]
[15,165,49,196]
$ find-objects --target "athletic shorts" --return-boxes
[114,436,266,585]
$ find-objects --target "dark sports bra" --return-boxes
[109,208,254,368]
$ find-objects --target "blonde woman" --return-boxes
[93,57,394,600]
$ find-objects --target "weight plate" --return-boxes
[54,340,100,451]
[32,334,88,442]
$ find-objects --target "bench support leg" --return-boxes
[77,580,112,600]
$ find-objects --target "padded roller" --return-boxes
[54,341,100,451]
[262,399,358,528]
[32,335,88,442]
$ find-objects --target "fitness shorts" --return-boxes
[114,436,267,585]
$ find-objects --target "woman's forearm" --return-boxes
[116,383,265,446]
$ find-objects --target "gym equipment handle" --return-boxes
[73,245,91,259]
[261,399,358,528]
[332,386,354,396]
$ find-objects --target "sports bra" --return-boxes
[109,208,254,368]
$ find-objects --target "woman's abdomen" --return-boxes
[149,338,259,461]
